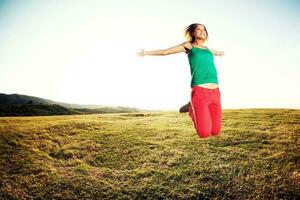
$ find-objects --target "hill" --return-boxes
[0,104,82,117]
[0,93,147,116]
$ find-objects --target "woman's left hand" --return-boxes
[219,51,225,56]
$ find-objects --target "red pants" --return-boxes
[189,85,222,138]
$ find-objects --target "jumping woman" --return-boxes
[136,23,225,139]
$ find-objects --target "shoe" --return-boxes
[179,101,190,113]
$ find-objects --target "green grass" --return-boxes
[0,109,299,199]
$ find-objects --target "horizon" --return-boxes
[1,92,299,112]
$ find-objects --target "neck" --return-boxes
[193,39,205,46]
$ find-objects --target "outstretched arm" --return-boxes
[207,47,225,57]
[137,42,188,57]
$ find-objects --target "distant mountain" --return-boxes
[0,93,148,116]
[0,104,82,117]
[0,93,53,105]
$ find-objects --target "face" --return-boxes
[194,24,207,40]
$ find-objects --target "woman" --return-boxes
[136,23,225,139]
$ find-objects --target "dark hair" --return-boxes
[184,23,209,44]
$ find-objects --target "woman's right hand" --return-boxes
[136,49,145,57]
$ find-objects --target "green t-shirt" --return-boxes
[185,46,219,87]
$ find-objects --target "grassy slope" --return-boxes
[0,104,143,117]
[0,109,299,199]
[0,104,82,116]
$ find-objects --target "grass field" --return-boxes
[0,109,299,199]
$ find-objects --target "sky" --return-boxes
[0,0,299,111]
